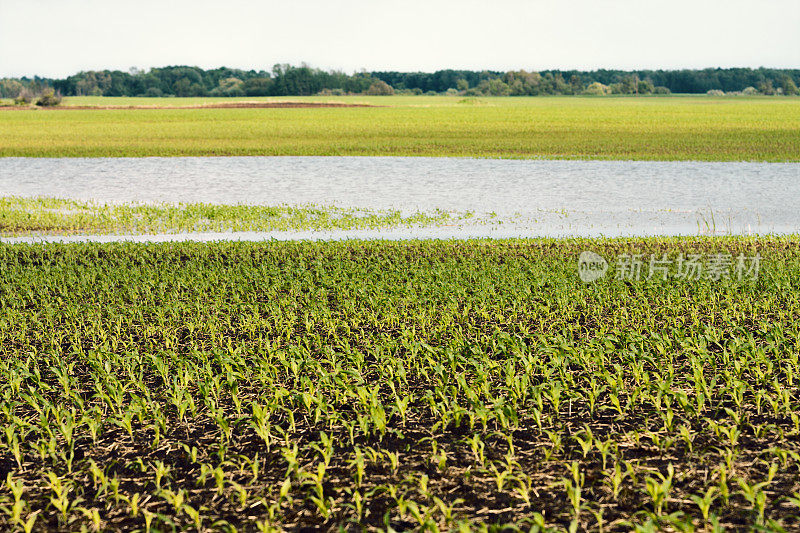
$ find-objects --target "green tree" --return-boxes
[14,88,34,105]
[757,79,774,95]
[781,76,799,96]
[243,78,273,96]
[364,80,394,95]
[173,78,192,97]
[211,77,245,96]
[504,70,542,95]
[476,78,511,96]
[0,79,24,98]
[583,82,610,95]
[621,74,638,94]
[35,88,62,106]
[569,74,583,94]
[637,79,655,94]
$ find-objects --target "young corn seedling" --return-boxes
[310,431,334,467]
[546,383,562,417]
[715,465,731,506]
[45,471,81,524]
[350,448,366,488]
[345,489,364,522]
[4,473,25,525]
[391,390,411,427]
[689,487,718,522]
[107,474,124,505]
[77,507,102,531]
[416,473,432,500]
[182,504,204,531]
[604,461,634,502]
[251,403,274,451]
[160,488,187,515]
[580,507,602,533]
[736,477,770,525]
[660,407,675,432]
[562,461,584,522]
[281,443,300,479]
[660,511,697,533]
[596,438,615,470]
[304,463,332,519]
[228,481,249,509]
[643,464,674,517]
[432,496,463,526]
[544,430,562,461]
[514,473,535,507]
[87,460,109,497]
[83,412,103,443]
[127,493,142,518]
[575,426,594,459]
[212,465,227,495]
[180,443,200,465]
[587,378,606,416]
[141,509,156,533]
[384,450,400,475]
[429,442,448,474]
[243,452,261,483]
[466,434,486,468]
[677,425,695,454]
[490,463,513,492]
[19,511,39,533]
[3,427,23,470]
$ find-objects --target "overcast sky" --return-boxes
[1,0,798,78]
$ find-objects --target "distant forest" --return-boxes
[2,65,799,99]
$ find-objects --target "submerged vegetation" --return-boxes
[0,197,455,236]
[1,238,800,530]
[2,96,799,160]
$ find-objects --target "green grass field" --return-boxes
[2,96,799,161]
[2,238,800,531]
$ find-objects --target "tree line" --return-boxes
[2,65,799,99]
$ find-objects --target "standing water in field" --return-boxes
[0,156,799,240]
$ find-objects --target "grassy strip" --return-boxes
[2,96,799,160]
[0,197,455,236]
[1,237,800,531]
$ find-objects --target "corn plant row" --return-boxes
[0,237,799,531]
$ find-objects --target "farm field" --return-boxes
[0,197,454,236]
[2,238,800,531]
[1,96,799,161]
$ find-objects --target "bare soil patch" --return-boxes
[1,101,378,111]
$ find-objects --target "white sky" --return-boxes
[1,0,798,78]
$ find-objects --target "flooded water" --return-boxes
[1,157,798,241]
